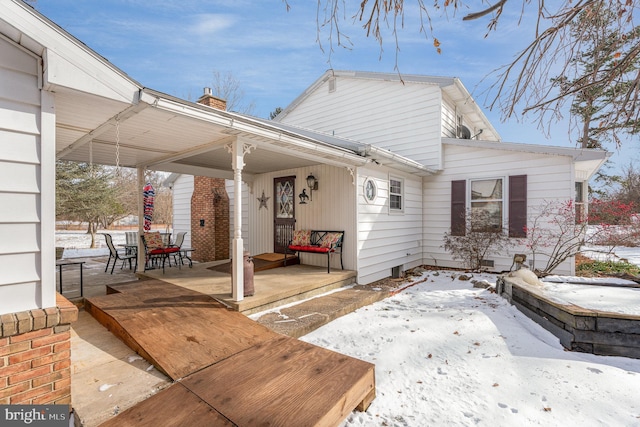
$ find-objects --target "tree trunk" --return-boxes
[87,222,97,248]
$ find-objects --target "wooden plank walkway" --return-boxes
[85,279,375,426]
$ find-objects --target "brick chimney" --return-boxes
[189,88,230,262]
[190,177,230,262]
[197,87,227,110]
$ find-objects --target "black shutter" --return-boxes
[451,180,466,236]
[509,175,527,237]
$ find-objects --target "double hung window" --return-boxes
[389,177,403,212]
[470,178,503,231]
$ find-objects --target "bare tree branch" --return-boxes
[286,0,639,146]
[462,0,508,21]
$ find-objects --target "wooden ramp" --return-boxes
[85,280,375,426]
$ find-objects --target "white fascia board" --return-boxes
[231,127,367,165]
[153,163,245,182]
[145,92,236,128]
[43,49,140,103]
[163,173,182,188]
[360,145,437,176]
[443,138,611,162]
[448,78,501,141]
[4,0,141,103]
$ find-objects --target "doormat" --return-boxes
[254,253,287,262]
[207,254,298,274]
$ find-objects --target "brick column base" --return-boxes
[0,295,78,406]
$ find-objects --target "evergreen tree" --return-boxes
[56,161,126,248]
[559,5,640,148]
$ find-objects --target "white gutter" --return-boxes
[360,145,437,176]
[144,90,370,167]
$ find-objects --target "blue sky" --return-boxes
[34,0,636,174]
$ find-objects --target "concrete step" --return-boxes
[252,281,402,338]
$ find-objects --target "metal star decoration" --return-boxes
[257,190,270,210]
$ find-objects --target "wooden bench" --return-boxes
[285,230,344,273]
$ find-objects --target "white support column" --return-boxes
[40,90,56,308]
[228,139,255,301]
[137,167,146,271]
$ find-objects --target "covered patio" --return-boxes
[55,83,372,300]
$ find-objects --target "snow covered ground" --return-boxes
[56,230,125,258]
[60,230,640,425]
[301,262,640,426]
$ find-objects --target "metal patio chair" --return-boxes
[103,233,137,274]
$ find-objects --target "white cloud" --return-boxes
[189,13,236,36]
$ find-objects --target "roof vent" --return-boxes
[328,77,336,93]
[457,125,471,139]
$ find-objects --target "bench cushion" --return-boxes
[288,245,332,254]
[291,230,311,246]
[149,247,180,255]
[144,232,165,250]
[320,232,342,248]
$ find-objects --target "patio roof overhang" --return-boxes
[52,85,439,180]
[54,87,377,180]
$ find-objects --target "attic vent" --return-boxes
[328,77,336,93]
[457,125,471,139]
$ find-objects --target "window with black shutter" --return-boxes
[451,180,466,236]
[508,175,527,237]
[450,175,527,238]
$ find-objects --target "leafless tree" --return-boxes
[285,0,639,146]
[443,209,513,271]
[210,70,256,115]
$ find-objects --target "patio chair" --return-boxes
[125,231,138,254]
[169,231,187,265]
[141,232,179,273]
[103,233,137,274]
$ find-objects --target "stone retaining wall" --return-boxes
[497,276,640,359]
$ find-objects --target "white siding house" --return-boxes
[0,36,56,314]
[165,68,608,283]
[276,70,609,278]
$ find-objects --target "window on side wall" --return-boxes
[470,178,503,231]
[575,182,585,221]
[389,177,404,213]
[451,175,527,238]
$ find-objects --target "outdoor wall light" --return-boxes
[306,174,318,201]
[299,189,309,204]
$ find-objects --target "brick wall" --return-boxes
[190,177,230,262]
[0,295,78,406]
